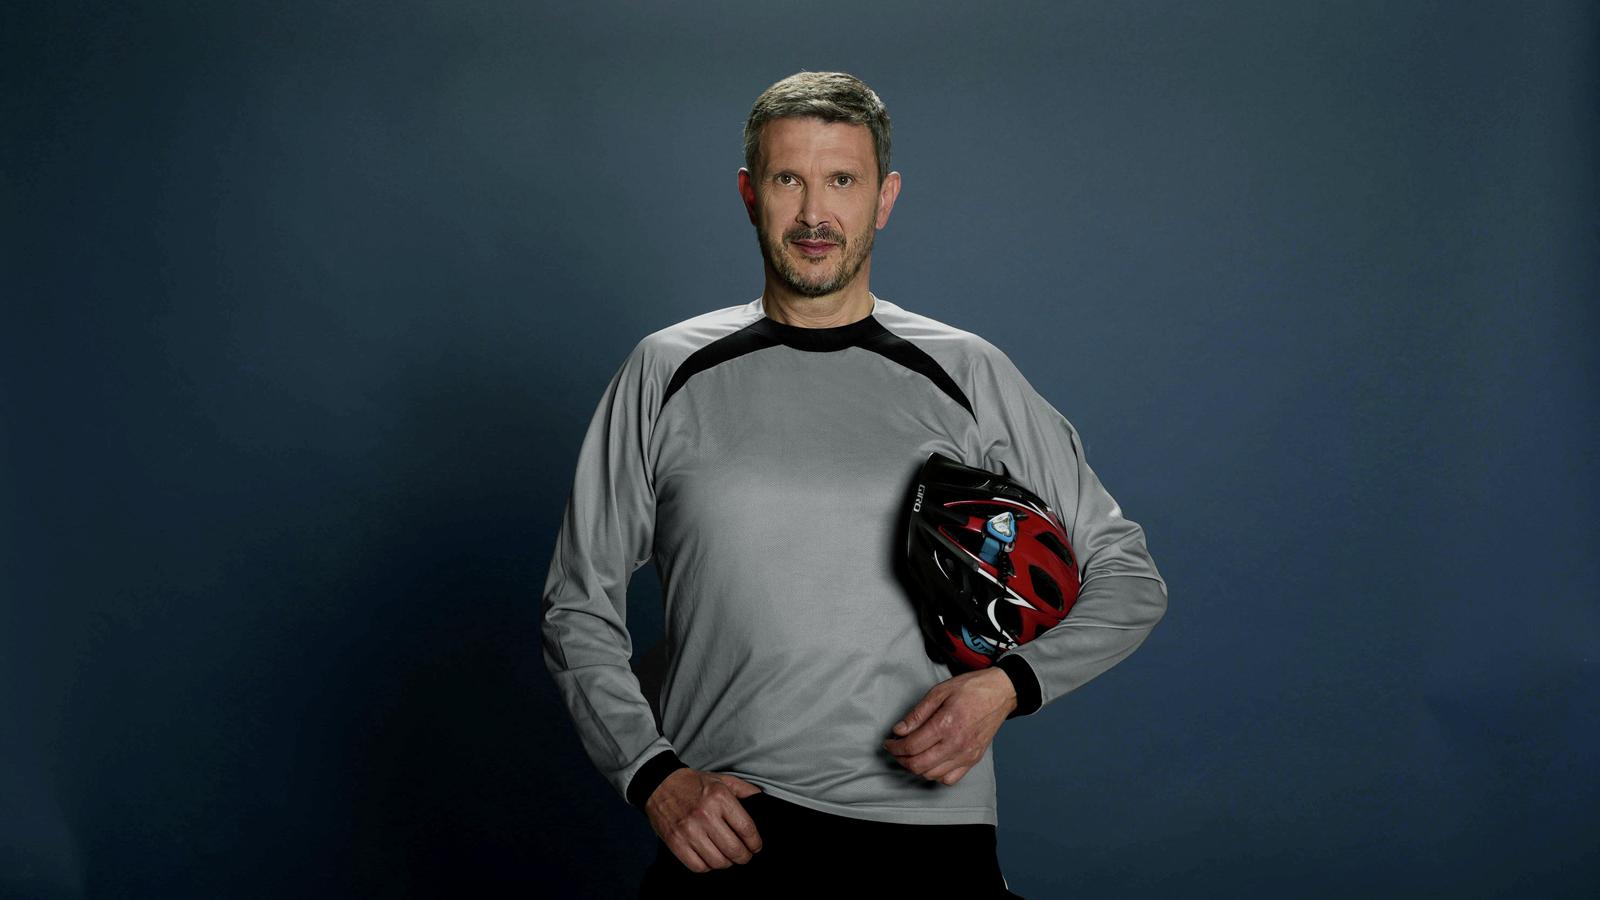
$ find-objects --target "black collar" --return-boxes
[747,312,888,352]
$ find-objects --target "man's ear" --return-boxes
[875,170,902,229]
[737,167,758,225]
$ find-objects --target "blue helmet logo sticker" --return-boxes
[960,624,999,657]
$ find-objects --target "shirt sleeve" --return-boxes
[540,337,687,813]
[972,343,1169,718]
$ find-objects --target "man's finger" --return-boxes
[725,797,764,856]
[892,689,945,736]
[908,739,953,775]
[670,835,712,873]
[700,814,757,867]
[891,736,956,775]
[921,753,966,781]
[885,712,951,755]
[885,729,946,761]
[690,826,740,870]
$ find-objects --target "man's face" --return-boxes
[738,116,901,298]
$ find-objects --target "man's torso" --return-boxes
[640,293,1004,826]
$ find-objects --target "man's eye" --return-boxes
[835,176,853,186]
[776,173,796,185]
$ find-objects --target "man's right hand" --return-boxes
[643,767,765,873]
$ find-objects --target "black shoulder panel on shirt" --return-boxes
[660,322,780,411]
[857,327,976,421]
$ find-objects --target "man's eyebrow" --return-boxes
[768,167,864,179]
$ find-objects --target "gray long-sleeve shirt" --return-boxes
[540,293,1167,826]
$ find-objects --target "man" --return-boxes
[540,71,1167,896]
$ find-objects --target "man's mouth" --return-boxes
[793,240,836,257]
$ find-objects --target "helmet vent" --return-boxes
[1029,565,1065,612]
[1034,530,1074,568]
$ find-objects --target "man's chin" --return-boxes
[775,265,841,297]
[787,277,843,297]
[784,286,824,298]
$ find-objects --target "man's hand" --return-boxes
[882,667,1018,785]
[644,767,765,873]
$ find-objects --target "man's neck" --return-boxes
[760,285,875,328]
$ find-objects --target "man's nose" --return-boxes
[796,188,829,230]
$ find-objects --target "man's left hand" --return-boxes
[882,667,1018,785]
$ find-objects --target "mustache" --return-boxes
[787,227,843,244]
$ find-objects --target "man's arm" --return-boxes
[974,343,1169,717]
[882,341,1169,783]
[540,337,687,811]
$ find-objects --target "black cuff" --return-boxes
[996,654,1043,719]
[626,749,689,813]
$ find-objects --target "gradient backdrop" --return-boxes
[4,1,1596,897]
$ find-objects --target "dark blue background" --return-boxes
[4,1,1595,896]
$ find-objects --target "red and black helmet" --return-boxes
[904,451,1081,672]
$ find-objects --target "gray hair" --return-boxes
[743,71,892,186]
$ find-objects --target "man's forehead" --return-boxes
[761,116,875,167]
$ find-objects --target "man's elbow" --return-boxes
[1146,575,1169,629]
[1074,571,1167,631]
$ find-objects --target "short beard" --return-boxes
[757,217,876,298]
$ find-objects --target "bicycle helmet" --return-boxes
[904,451,1081,672]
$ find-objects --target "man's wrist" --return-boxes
[627,748,689,814]
[985,666,1019,711]
[994,653,1043,718]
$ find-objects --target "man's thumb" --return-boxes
[722,774,765,798]
[895,703,926,735]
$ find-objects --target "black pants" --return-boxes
[638,791,1024,898]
